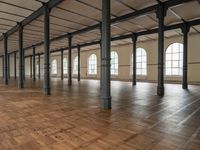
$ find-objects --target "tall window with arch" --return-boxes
[88,54,97,75]
[63,58,68,74]
[111,51,118,75]
[165,43,183,76]
[131,48,147,75]
[73,56,78,75]
[51,59,57,75]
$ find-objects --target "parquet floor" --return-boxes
[0,78,199,150]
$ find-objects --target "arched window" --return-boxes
[73,56,78,75]
[51,59,57,74]
[135,48,147,75]
[63,58,68,74]
[111,51,118,75]
[88,54,97,75]
[165,43,183,76]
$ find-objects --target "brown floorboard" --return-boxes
[0,78,199,150]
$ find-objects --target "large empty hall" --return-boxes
[0,0,200,150]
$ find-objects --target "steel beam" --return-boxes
[132,33,137,86]
[157,3,166,96]
[68,34,72,86]
[3,33,8,85]
[43,4,50,95]
[18,24,24,89]
[100,0,111,109]
[181,22,190,89]
[0,0,64,41]
[19,0,195,51]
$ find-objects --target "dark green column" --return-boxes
[3,33,8,85]
[100,0,111,109]
[43,4,50,95]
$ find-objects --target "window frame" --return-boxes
[110,51,119,76]
[88,54,97,75]
[165,43,183,77]
[130,48,147,76]
[51,59,57,75]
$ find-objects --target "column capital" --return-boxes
[156,3,167,19]
[131,33,137,42]
[67,33,72,39]
[181,21,190,34]
[3,33,7,38]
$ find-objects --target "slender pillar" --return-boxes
[181,22,190,89]
[8,54,10,79]
[3,33,8,85]
[30,56,32,78]
[61,50,64,80]
[2,56,4,79]
[100,0,111,109]
[23,48,25,81]
[33,46,36,81]
[132,33,137,86]
[77,45,81,82]
[38,54,40,79]
[156,4,166,96]
[18,24,24,89]
[68,34,72,86]
[43,4,50,95]
[14,52,17,79]
[100,22,102,91]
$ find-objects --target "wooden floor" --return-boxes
[0,78,199,150]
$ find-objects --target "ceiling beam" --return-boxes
[0,0,64,41]
[19,0,196,52]
[22,18,200,58]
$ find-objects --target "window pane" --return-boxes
[165,43,183,76]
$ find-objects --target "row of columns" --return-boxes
[1,0,190,110]
[131,3,190,97]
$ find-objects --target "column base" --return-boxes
[44,88,51,95]
[18,85,24,89]
[157,86,164,96]
[182,83,188,89]
[132,82,136,86]
[100,97,111,110]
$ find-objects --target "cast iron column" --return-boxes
[132,33,137,86]
[68,34,72,86]
[18,24,24,89]
[100,22,102,91]
[61,50,64,80]
[8,54,10,79]
[157,3,166,96]
[38,54,40,79]
[100,0,111,109]
[2,56,4,79]
[77,45,81,82]
[14,52,17,79]
[3,33,8,85]
[33,46,36,81]
[30,56,32,78]
[43,4,50,95]
[181,22,190,89]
